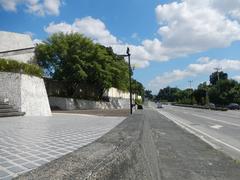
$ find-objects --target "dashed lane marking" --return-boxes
[210,124,223,129]
[158,110,240,153]
[192,114,240,127]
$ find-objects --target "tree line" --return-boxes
[35,33,144,100]
[145,71,240,107]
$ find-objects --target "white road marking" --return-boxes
[158,110,240,153]
[188,113,240,127]
[210,124,223,129]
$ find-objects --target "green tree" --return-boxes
[156,71,240,107]
[132,79,145,99]
[210,71,228,85]
[208,79,238,106]
[145,90,153,100]
[156,87,180,102]
[193,82,208,105]
[175,88,194,104]
[35,33,131,99]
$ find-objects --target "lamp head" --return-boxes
[126,47,130,55]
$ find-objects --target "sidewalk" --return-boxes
[0,114,124,179]
[15,109,240,180]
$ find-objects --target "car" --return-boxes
[227,103,240,110]
[208,103,215,109]
[137,104,143,109]
[157,102,163,108]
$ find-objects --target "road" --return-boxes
[155,104,240,160]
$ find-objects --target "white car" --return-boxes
[157,102,163,108]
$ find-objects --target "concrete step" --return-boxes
[0,102,9,105]
[0,104,12,109]
[0,108,18,113]
[0,99,25,117]
[0,112,25,117]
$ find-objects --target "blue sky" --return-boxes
[1,0,240,94]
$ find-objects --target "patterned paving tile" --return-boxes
[0,170,9,178]
[0,114,124,179]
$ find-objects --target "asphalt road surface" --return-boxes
[155,104,240,160]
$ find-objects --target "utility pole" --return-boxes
[188,80,193,89]
[188,80,193,105]
[214,67,222,81]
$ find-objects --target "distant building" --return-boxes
[0,31,35,63]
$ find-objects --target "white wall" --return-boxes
[105,87,142,100]
[0,31,35,63]
[105,87,130,99]
[0,72,51,116]
[49,97,130,110]
[21,74,51,116]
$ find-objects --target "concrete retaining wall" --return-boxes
[0,72,51,116]
[49,97,130,110]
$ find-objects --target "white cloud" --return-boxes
[44,17,119,46]
[44,17,151,68]
[0,0,18,11]
[149,57,240,91]
[44,0,61,15]
[143,0,240,65]
[44,1,240,68]
[211,0,240,21]
[44,22,73,34]
[154,0,240,58]
[33,38,43,45]
[0,0,62,16]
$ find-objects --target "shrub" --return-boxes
[135,98,142,105]
[0,58,43,77]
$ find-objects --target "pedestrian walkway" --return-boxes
[0,114,125,179]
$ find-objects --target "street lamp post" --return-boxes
[118,47,133,114]
[126,47,133,114]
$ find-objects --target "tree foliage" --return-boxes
[145,90,154,100]
[35,33,144,99]
[156,87,180,102]
[210,71,228,85]
[131,79,145,98]
[155,71,240,107]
